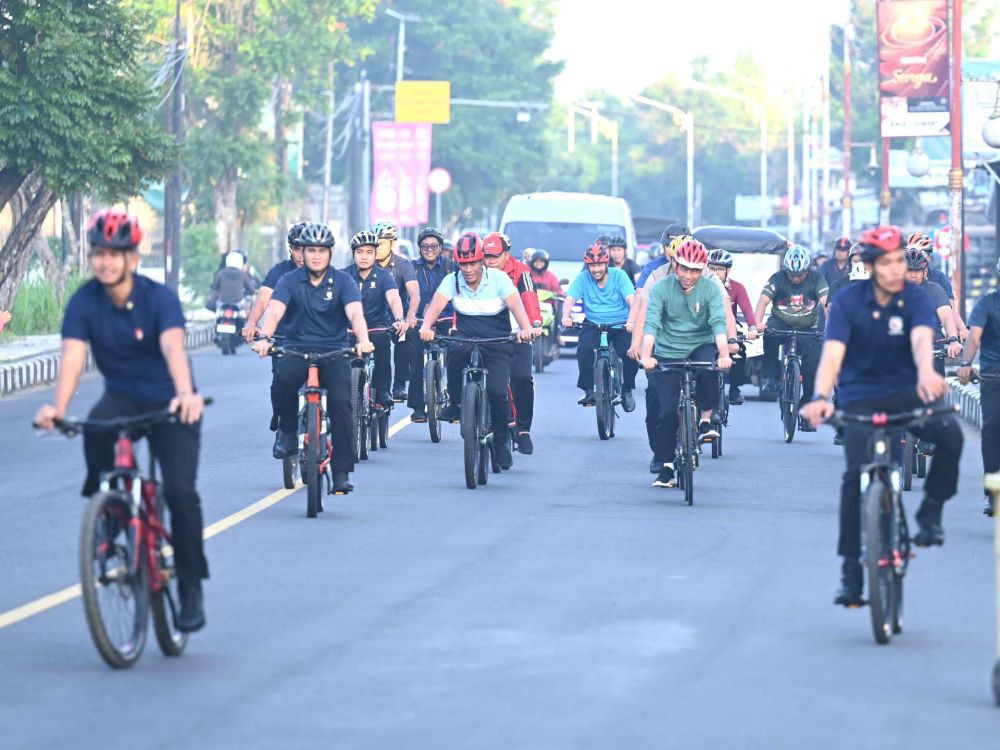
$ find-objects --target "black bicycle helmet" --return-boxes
[287,221,307,247]
[528,248,550,270]
[661,223,690,245]
[607,235,627,249]
[417,227,445,245]
[290,222,335,248]
[904,245,929,271]
[350,230,378,252]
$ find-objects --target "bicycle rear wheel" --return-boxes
[150,498,187,657]
[478,397,491,484]
[533,338,545,373]
[462,383,481,489]
[425,358,442,443]
[378,411,390,449]
[595,358,612,440]
[350,367,364,462]
[305,402,321,518]
[282,454,298,489]
[902,433,914,491]
[681,401,695,505]
[864,478,896,644]
[782,359,800,443]
[79,491,149,668]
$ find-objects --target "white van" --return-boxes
[499,192,637,286]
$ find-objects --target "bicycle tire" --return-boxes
[79,491,149,668]
[902,434,914,491]
[533,338,545,374]
[595,358,612,440]
[282,455,298,490]
[378,411,389,449]
[782,359,800,443]
[478,394,491,485]
[350,367,364,462]
[369,395,379,453]
[425,358,442,443]
[681,399,694,506]
[462,383,480,489]
[864,478,895,644]
[150,497,187,657]
[305,401,321,518]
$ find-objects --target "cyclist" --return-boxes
[484,232,543,454]
[800,228,963,607]
[345,231,407,407]
[373,222,420,401]
[635,223,689,289]
[828,243,868,302]
[638,239,731,488]
[607,235,641,283]
[903,244,963,369]
[706,248,758,405]
[207,251,256,312]
[562,243,638,411]
[253,223,372,494]
[528,248,563,294]
[442,240,454,263]
[408,226,455,422]
[34,209,209,632]
[958,257,1000,516]
[907,231,968,340]
[418,233,534,470]
[754,244,828,420]
[820,236,853,287]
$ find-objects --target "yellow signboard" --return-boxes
[395,80,451,124]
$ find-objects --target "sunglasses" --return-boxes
[419,243,441,250]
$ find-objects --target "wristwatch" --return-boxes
[809,393,830,403]
[727,337,738,344]
[960,360,973,367]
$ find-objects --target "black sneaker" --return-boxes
[577,390,596,407]
[177,581,206,633]
[984,493,995,517]
[833,558,864,607]
[728,388,744,405]
[392,387,407,403]
[376,390,395,409]
[798,416,816,433]
[440,403,461,423]
[621,389,636,412]
[272,431,297,459]
[332,471,353,494]
[913,497,945,547]
[410,407,427,423]
[698,420,719,440]
[494,441,514,470]
[516,433,534,455]
[652,464,676,488]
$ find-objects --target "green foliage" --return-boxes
[5,268,85,336]
[0,0,174,200]
[180,223,221,297]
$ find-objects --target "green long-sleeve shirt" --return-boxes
[644,275,727,359]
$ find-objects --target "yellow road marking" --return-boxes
[0,414,415,631]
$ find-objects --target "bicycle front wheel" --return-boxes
[595,358,612,440]
[782,359,800,443]
[150,498,187,657]
[902,433,914,491]
[425,358,442,443]
[681,400,695,506]
[864,478,896,644]
[462,383,481,489]
[305,401,322,518]
[350,367,364,462]
[79,491,149,668]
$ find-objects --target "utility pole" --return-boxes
[322,63,335,224]
[787,91,796,243]
[842,20,853,237]
[949,0,965,313]
[802,88,812,249]
[164,0,185,291]
[822,67,831,242]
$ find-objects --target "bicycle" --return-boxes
[765,328,824,443]
[436,334,517,489]
[568,322,628,440]
[420,316,453,444]
[902,345,955,488]
[349,327,394,461]
[35,403,212,669]
[654,360,717,506]
[269,345,354,517]
[830,405,958,645]
[709,336,745,460]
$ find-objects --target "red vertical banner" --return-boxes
[370,122,432,227]
[877,0,950,137]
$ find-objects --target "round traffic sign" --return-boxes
[428,167,452,195]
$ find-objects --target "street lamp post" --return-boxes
[385,9,420,83]
[631,95,695,229]
[949,0,965,314]
[843,19,853,236]
[568,103,620,197]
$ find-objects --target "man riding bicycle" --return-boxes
[635,223,689,289]
[253,223,373,494]
[484,231,544,455]
[706,248,758,405]
[372,222,420,402]
[903,243,963,370]
[34,209,209,633]
[418,233,534,470]
[638,239,731,488]
[755,244,828,421]
[820,236,853,287]
[562,243,637,411]
[907,231,968,341]
[800,225,963,607]
[607,235,641,283]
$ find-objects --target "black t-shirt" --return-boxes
[762,269,829,329]
[383,255,417,310]
[271,267,361,350]
[343,265,398,329]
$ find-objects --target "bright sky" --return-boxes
[550,0,851,102]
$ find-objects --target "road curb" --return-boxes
[945,376,981,430]
[0,323,215,398]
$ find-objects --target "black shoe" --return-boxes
[833,429,845,446]
[798,416,816,433]
[332,471,353,494]
[913,497,945,547]
[494,441,514,470]
[376,390,395,409]
[984,493,995,517]
[728,388,744,405]
[652,464,676,488]
[440,403,461,423]
[698,420,719,440]
[833,558,864,607]
[578,390,596,407]
[272,431,297,459]
[516,433,534,455]
[649,458,664,474]
[410,407,427,423]
[176,581,206,633]
[621,389,636,412]
[392,387,407,403]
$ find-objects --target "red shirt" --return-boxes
[726,278,756,327]
[530,268,563,295]
[501,256,542,325]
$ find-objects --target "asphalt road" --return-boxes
[0,346,996,748]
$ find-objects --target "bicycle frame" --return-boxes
[596,329,624,404]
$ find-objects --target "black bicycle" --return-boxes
[766,328,824,443]
[437,334,516,489]
[568,322,628,440]
[709,336,744,459]
[420,316,453,444]
[831,405,958,644]
[654,360,717,506]
[349,327,394,461]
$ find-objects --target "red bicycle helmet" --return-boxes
[454,233,485,264]
[483,232,510,257]
[583,243,610,264]
[675,238,708,269]
[86,209,142,251]
[858,225,901,252]
[833,236,852,251]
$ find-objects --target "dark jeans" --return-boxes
[511,341,534,431]
[648,343,719,464]
[981,377,1000,479]
[82,392,208,584]
[275,354,354,474]
[446,341,514,444]
[576,325,637,391]
[407,321,452,410]
[762,323,821,405]
[370,330,393,393]
[838,388,963,559]
[393,333,410,390]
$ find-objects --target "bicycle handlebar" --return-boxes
[436,334,517,345]
[654,360,718,372]
[829,404,958,429]
[269,346,354,360]
[35,398,215,436]
[564,321,629,331]
[763,329,824,339]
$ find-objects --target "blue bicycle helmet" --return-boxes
[783,245,811,274]
[708,249,733,268]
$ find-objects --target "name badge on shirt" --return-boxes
[325,290,334,300]
[134,328,144,341]
[888,316,904,336]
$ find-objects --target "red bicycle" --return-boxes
[37,404,210,669]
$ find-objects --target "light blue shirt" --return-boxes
[567,266,635,324]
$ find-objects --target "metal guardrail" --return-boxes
[945,376,982,429]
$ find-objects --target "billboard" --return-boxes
[369,122,432,228]
[877,0,950,137]
[963,59,1000,164]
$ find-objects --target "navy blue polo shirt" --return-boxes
[262,259,299,338]
[62,276,187,404]
[343,264,397,329]
[825,280,938,406]
[636,256,668,289]
[271,267,360,350]
[968,290,1000,372]
[412,256,455,317]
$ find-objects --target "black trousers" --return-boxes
[648,343,719,464]
[576,326,637,391]
[446,341,514,444]
[726,355,749,390]
[981,378,1000,480]
[837,388,963,559]
[762,322,821,405]
[370,330,393,393]
[407,321,452,410]
[393,333,410,390]
[82,392,208,584]
[511,341,534,431]
[275,354,354,473]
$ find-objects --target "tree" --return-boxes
[0,0,173,310]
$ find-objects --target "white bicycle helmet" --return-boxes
[783,245,811,274]
[225,251,244,269]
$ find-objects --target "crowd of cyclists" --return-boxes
[30,205,1000,638]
